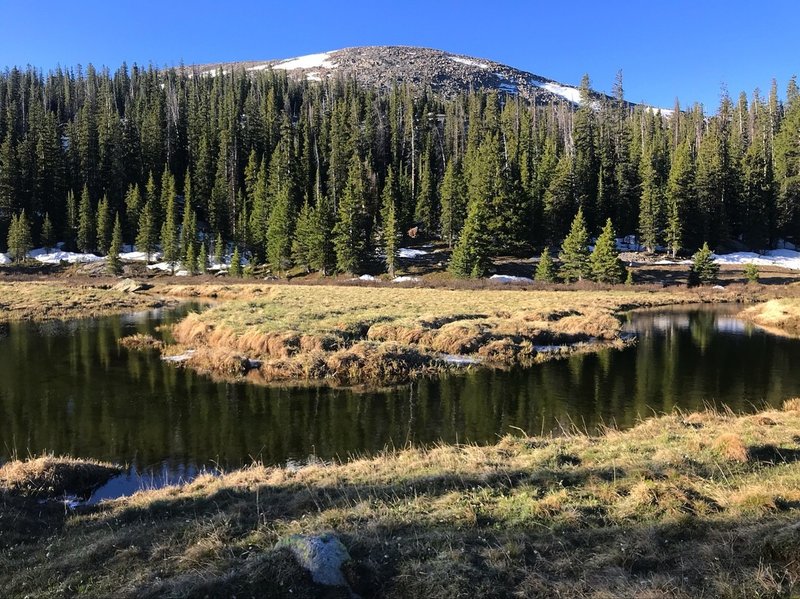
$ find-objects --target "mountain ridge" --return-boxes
[195,45,671,113]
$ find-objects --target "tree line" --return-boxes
[1,63,799,276]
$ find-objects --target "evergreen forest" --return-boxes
[1,63,799,276]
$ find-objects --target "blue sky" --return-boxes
[1,0,796,109]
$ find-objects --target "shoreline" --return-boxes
[3,403,799,597]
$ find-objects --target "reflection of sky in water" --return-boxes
[89,461,208,504]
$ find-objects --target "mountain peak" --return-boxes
[197,46,616,107]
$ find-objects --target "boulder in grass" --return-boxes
[276,533,351,588]
[111,278,150,293]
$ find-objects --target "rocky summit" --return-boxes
[197,45,620,106]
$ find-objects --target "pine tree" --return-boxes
[590,218,625,283]
[558,207,591,282]
[214,232,224,266]
[107,213,123,275]
[638,149,663,253]
[381,174,400,277]
[7,211,32,262]
[665,139,694,256]
[439,160,467,247]
[160,173,179,272]
[65,189,78,250]
[688,242,720,285]
[229,247,242,277]
[95,195,111,254]
[534,247,557,283]
[292,199,317,272]
[135,200,157,262]
[77,184,94,253]
[198,241,208,274]
[41,212,55,252]
[449,197,490,278]
[266,184,294,272]
[333,155,368,273]
[124,183,142,244]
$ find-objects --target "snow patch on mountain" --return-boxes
[450,56,489,69]
[272,52,336,70]
[532,80,583,104]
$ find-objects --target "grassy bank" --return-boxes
[2,403,799,597]
[741,297,800,336]
[0,281,168,321]
[154,284,755,386]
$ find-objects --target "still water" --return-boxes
[1,304,797,490]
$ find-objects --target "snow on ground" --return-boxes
[34,250,103,264]
[272,52,335,70]
[712,249,800,270]
[449,56,489,69]
[651,259,693,265]
[441,354,482,365]
[490,274,534,284]
[392,276,420,283]
[531,79,583,104]
[146,262,189,276]
[645,106,675,118]
[358,274,376,281]
[0,253,11,264]
[398,248,429,259]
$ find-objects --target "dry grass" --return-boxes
[741,297,800,336]
[158,284,753,386]
[2,406,799,597]
[0,281,169,321]
[0,455,120,498]
[118,333,164,351]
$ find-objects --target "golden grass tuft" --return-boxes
[0,455,121,497]
[711,432,750,462]
[118,333,164,351]
[783,397,800,412]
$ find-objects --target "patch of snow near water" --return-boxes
[398,248,429,259]
[392,276,420,283]
[272,53,335,71]
[441,354,482,365]
[713,249,800,270]
[358,274,376,281]
[163,350,196,363]
[490,274,534,284]
[0,253,11,264]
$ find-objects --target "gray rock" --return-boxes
[111,278,149,293]
[276,533,351,588]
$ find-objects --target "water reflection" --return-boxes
[1,303,798,495]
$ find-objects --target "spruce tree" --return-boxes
[160,175,179,272]
[558,207,591,282]
[124,183,142,244]
[77,184,94,253]
[96,195,111,254]
[590,218,625,283]
[292,199,316,272]
[534,247,557,283]
[688,242,720,285]
[449,198,490,278]
[198,241,208,274]
[41,212,55,252]
[381,174,400,277]
[333,155,368,273]
[229,247,242,277]
[107,213,123,275]
[439,160,467,247]
[665,139,694,256]
[7,211,32,262]
[266,184,293,272]
[135,200,157,262]
[214,232,224,266]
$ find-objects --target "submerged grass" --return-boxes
[2,404,800,597]
[160,284,750,386]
